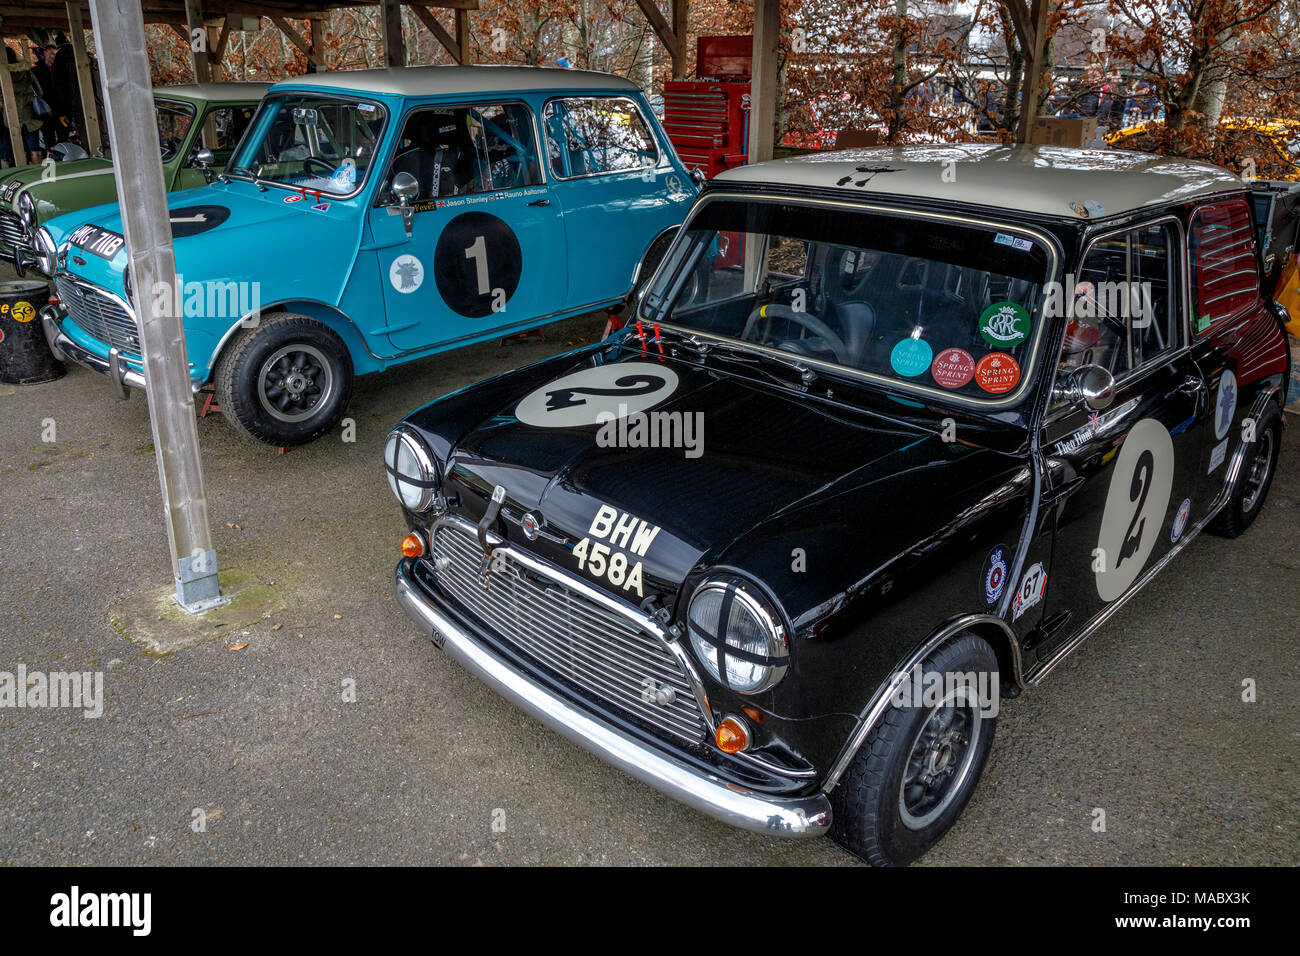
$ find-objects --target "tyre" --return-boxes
[213,312,354,446]
[1208,403,1282,538]
[829,633,999,866]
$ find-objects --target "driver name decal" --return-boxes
[515,362,679,428]
[572,504,661,597]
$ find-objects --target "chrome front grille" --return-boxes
[0,209,32,254]
[432,523,707,744]
[56,276,140,357]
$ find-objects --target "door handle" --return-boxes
[1040,476,1085,507]
[527,198,550,207]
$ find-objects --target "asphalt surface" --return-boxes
[0,282,1296,866]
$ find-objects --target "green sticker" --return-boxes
[979,301,1031,347]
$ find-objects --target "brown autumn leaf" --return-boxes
[228,641,249,652]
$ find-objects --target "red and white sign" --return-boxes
[931,347,975,389]
[974,352,1021,394]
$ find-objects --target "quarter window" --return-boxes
[544,96,657,179]
[1189,200,1259,333]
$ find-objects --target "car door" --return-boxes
[1032,217,1209,661]
[542,94,693,310]
[367,101,566,353]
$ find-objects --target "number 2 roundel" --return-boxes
[1095,418,1174,602]
[433,212,523,318]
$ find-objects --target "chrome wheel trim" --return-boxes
[898,683,983,831]
[1241,428,1274,514]
[257,343,335,424]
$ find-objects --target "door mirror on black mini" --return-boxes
[1057,363,1116,411]
[390,171,419,239]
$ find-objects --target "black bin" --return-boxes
[0,280,64,385]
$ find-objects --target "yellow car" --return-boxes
[1107,117,1300,182]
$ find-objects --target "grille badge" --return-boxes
[521,512,542,540]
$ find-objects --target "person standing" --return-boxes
[32,43,69,149]
[4,47,45,164]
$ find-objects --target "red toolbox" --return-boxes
[663,36,752,177]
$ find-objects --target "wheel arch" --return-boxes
[203,299,383,383]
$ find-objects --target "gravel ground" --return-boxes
[0,278,1296,866]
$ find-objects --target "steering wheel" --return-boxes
[742,303,850,364]
[303,156,337,176]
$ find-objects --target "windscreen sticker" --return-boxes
[974,352,1020,394]
[515,362,679,429]
[389,254,425,294]
[931,347,975,389]
[1012,562,1046,620]
[993,233,1033,252]
[890,336,933,377]
[979,301,1031,347]
[1213,369,1237,440]
[1095,418,1174,602]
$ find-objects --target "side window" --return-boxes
[387,103,540,204]
[1061,222,1178,378]
[203,105,258,162]
[1189,200,1259,333]
[543,96,657,179]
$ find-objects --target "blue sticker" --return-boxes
[331,163,356,188]
[890,336,933,377]
[983,546,1008,604]
[312,202,331,212]
[1171,498,1191,543]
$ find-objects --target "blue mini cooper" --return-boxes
[38,66,696,445]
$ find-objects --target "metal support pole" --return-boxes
[0,17,27,166]
[65,2,104,155]
[747,0,779,164]
[382,0,405,68]
[88,0,222,612]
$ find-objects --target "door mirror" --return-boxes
[389,171,419,239]
[1056,363,1116,411]
[193,147,215,184]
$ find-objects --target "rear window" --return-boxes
[1190,200,1259,333]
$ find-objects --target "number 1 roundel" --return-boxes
[433,212,523,318]
[1095,418,1174,602]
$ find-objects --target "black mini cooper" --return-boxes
[389,145,1290,864]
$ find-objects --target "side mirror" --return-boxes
[689,165,706,186]
[1056,363,1116,411]
[194,147,215,184]
[389,171,419,238]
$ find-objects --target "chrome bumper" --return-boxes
[41,304,144,397]
[394,560,832,838]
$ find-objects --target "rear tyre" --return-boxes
[829,633,998,866]
[1208,403,1282,538]
[213,312,353,446]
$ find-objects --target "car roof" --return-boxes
[155,82,271,101]
[270,65,641,97]
[713,144,1245,220]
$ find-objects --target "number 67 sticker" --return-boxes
[1012,562,1046,620]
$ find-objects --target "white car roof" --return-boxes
[271,65,640,98]
[713,144,1245,220]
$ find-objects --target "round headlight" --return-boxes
[33,227,57,275]
[17,190,37,228]
[384,426,439,513]
[687,578,789,694]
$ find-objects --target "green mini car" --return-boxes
[0,82,268,276]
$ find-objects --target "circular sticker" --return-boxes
[1214,369,1237,440]
[1096,418,1175,602]
[331,161,357,189]
[978,301,1031,348]
[982,546,1008,604]
[931,347,975,389]
[167,204,230,238]
[515,362,679,429]
[1171,497,1191,544]
[389,254,424,294]
[10,300,35,323]
[890,336,933,377]
[974,352,1021,394]
[434,212,523,318]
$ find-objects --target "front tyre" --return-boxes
[829,633,998,866]
[213,312,354,446]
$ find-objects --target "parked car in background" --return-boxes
[1108,117,1300,182]
[389,145,1288,864]
[38,66,696,446]
[0,83,267,276]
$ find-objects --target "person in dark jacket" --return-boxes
[3,47,45,163]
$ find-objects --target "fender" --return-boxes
[628,225,679,291]
[821,612,1024,793]
[203,299,383,382]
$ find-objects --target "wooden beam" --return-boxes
[747,0,778,164]
[382,0,404,68]
[670,0,686,78]
[269,15,316,63]
[1014,0,1049,144]
[309,16,326,71]
[168,21,188,43]
[633,0,680,63]
[409,5,459,63]
[416,0,479,9]
[65,0,102,155]
[454,7,471,65]
[0,17,27,165]
[211,18,231,66]
[182,0,210,83]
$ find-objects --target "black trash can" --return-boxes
[0,280,64,385]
